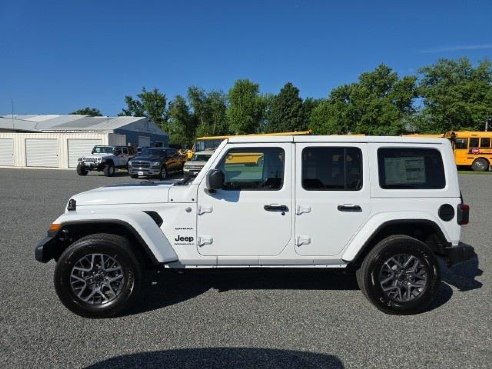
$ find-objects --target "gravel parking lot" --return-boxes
[0,168,490,369]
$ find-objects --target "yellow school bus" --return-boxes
[445,131,492,171]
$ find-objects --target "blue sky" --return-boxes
[1,0,491,116]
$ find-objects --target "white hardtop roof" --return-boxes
[227,135,448,144]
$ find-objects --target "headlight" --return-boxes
[151,161,161,166]
[128,161,133,166]
[97,157,103,162]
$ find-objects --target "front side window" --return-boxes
[302,147,363,191]
[378,148,445,189]
[217,147,284,190]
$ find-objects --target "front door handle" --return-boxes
[264,204,288,212]
[337,204,362,212]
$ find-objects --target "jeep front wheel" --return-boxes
[76,163,88,176]
[103,163,115,177]
[54,234,143,318]
[356,235,440,315]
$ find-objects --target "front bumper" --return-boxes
[443,242,476,265]
[35,234,59,263]
[79,162,105,171]
[128,166,161,176]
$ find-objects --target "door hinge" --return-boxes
[296,235,311,247]
[198,205,213,215]
[198,236,213,247]
[296,205,311,215]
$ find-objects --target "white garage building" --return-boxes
[0,115,168,169]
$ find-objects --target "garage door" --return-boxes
[138,136,151,147]
[25,139,59,167]
[68,139,102,168]
[0,138,14,166]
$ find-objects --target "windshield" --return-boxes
[92,146,114,154]
[195,139,224,152]
[191,154,212,161]
[141,148,165,157]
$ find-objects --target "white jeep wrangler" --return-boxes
[36,136,473,318]
[77,145,134,177]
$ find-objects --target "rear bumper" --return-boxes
[443,242,476,265]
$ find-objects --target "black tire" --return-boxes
[471,158,489,171]
[54,233,143,318]
[76,163,88,176]
[356,235,440,315]
[158,166,167,180]
[103,163,115,177]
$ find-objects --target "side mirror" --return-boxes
[206,169,224,191]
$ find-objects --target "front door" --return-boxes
[197,143,292,256]
[294,143,371,256]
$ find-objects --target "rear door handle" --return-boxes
[264,204,288,212]
[337,204,362,212]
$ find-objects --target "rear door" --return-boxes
[294,143,371,256]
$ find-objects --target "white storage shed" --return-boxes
[0,115,168,169]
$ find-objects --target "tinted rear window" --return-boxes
[378,148,445,189]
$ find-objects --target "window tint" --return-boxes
[454,138,467,149]
[302,147,362,191]
[378,148,445,189]
[480,138,490,148]
[218,147,284,190]
[469,138,479,148]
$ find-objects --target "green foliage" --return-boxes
[120,87,167,128]
[188,87,228,137]
[166,95,196,148]
[70,107,103,116]
[310,65,417,135]
[267,82,306,132]
[227,79,264,134]
[117,58,491,145]
[418,58,492,132]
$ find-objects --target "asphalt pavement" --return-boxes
[0,168,490,369]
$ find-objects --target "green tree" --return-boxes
[418,58,492,132]
[188,87,228,137]
[267,82,306,132]
[310,65,417,135]
[166,95,196,148]
[227,79,264,134]
[70,107,103,116]
[120,87,167,128]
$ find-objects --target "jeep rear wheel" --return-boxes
[356,235,440,315]
[54,234,143,318]
[76,163,88,176]
[103,163,115,177]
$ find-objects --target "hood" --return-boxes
[71,181,174,206]
[131,155,163,161]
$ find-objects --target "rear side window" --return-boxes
[302,147,363,191]
[378,148,445,189]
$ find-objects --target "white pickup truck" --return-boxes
[36,135,473,317]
